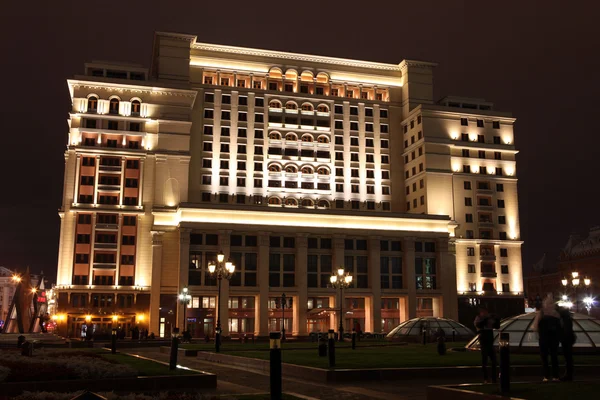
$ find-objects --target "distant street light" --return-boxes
[178,287,192,332]
[562,271,591,313]
[330,267,353,341]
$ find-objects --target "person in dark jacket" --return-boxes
[474,307,500,383]
[557,306,576,381]
[534,295,561,381]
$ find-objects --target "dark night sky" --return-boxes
[2,1,599,282]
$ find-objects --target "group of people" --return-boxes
[475,297,575,384]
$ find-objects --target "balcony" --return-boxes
[95,242,117,250]
[97,185,121,192]
[477,203,493,210]
[99,164,122,173]
[480,254,496,262]
[95,223,119,231]
[93,262,117,269]
[481,271,497,278]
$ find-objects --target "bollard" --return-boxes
[318,333,327,357]
[437,336,446,355]
[422,328,427,345]
[111,329,117,355]
[328,329,336,368]
[351,329,356,350]
[169,328,179,370]
[269,332,282,400]
[499,332,510,393]
[452,328,456,342]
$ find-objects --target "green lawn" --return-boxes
[181,339,392,352]
[220,343,600,369]
[468,382,600,399]
[100,352,196,376]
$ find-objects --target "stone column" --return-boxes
[256,232,270,337]
[149,231,163,335]
[438,238,458,320]
[218,230,232,336]
[177,228,191,330]
[295,234,308,336]
[368,237,382,333]
[404,237,417,319]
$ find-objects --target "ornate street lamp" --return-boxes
[561,271,592,313]
[276,293,291,341]
[178,286,192,332]
[330,267,353,341]
[208,251,235,353]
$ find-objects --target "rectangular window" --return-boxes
[468,264,476,273]
[461,118,468,126]
[467,247,475,256]
[477,119,484,127]
[465,197,472,206]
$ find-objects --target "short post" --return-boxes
[170,327,179,370]
[422,327,427,345]
[452,328,456,342]
[351,329,356,350]
[111,328,117,354]
[328,329,336,368]
[269,332,282,400]
[499,332,510,393]
[318,333,327,357]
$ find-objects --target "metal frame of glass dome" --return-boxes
[466,312,600,354]
[386,317,474,342]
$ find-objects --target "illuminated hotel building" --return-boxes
[55,32,522,337]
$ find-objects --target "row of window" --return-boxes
[457,133,505,145]
[405,163,425,179]
[460,118,501,129]
[468,283,511,293]
[461,166,508,176]
[334,120,389,132]
[77,195,138,205]
[334,105,388,118]
[202,72,389,101]
[404,115,422,132]
[80,176,138,188]
[86,96,141,115]
[404,131,423,148]
[463,181,504,192]
[466,247,510,257]
[467,264,510,274]
[198,193,392,210]
[83,119,142,132]
[80,157,140,169]
[465,214,507,224]
[404,146,424,164]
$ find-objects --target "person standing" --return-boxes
[474,307,500,383]
[534,295,561,382]
[557,305,576,381]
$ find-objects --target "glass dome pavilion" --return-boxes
[386,317,474,341]
[466,312,600,352]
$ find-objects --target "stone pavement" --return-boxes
[127,348,484,399]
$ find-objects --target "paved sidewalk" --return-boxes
[126,348,482,399]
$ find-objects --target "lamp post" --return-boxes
[178,286,192,333]
[330,267,353,342]
[277,293,291,341]
[562,271,591,313]
[208,251,235,353]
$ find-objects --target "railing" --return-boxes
[95,243,117,249]
[95,223,119,230]
[481,271,497,278]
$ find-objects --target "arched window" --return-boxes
[285,102,297,110]
[300,71,314,82]
[316,72,329,83]
[284,198,298,207]
[285,165,298,173]
[284,69,298,80]
[317,136,330,143]
[268,68,283,79]
[317,167,329,175]
[109,98,120,115]
[301,199,314,207]
[269,100,282,109]
[301,103,314,112]
[317,200,330,208]
[301,166,314,174]
[285,133,297,141]
[301,134,313,142]
[268,197,282,205]
[269,131,282,140]
[268,164,281,172]
[317,104,329,113]
[87,96,98,112]
[131,99,141,116]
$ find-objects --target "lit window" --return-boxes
[131,100,141,116]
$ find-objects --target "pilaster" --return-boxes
[256,231,270,337]
[368,236,382,333]
[404,237,417,319]
[149,231,163,335]
[295,233,308,336]
[438,238,458,320]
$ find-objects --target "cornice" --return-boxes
[67,80,197,99]
[192,42,403,71]
[399,59,439,70]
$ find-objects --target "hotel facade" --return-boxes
[55,32,523,338]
